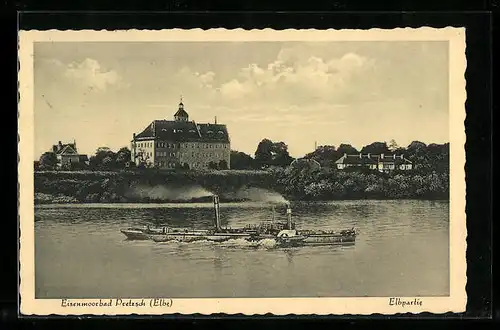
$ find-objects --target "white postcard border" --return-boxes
[18,27,467,316]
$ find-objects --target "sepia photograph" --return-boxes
[18,28,467,315]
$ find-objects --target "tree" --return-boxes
[254,139,274,167]
[115,147,131,167]
[254,139,294,168]
[133,148,151,168]
[230,150,255,169]
[407,141,427,155]
[272,141,294,167]
[208,161,218,170]
[426,143,449,173]
[361,142,390,155]
[406,141,428,171]
[218,159,229,170]
[304,145,339,167]
[337,143,359,156]
[388,139,399,152]
[90,147,117,170]
[39,152,58,170]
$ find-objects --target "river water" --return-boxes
[35,200,449,298]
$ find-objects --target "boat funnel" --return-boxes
[286,204,292,230]
[213,195,221,231]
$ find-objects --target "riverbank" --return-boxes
[34,169,275,204]
[34,168,449,204]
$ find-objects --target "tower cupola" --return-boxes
[174,96,189,122]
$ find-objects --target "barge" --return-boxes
[120,195,358,246]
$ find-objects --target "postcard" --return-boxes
[18,27,467,315]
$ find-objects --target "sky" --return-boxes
[34,41,449,159]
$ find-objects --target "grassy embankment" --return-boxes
[34,167,449,204]
[34,169,275,204]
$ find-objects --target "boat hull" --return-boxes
[151,232,253,243]
[120,229,151,240]
[151,233,208,243]
[302,234,356,245]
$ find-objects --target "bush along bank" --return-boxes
[34,166,449,204]
[268,166,449,201]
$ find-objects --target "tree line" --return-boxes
[36,147,132,171]
[231,138,449,173]
[35,138,449,175]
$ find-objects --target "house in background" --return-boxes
[289,158,321,170]
[51,140,89,168]
[335,153,413,172]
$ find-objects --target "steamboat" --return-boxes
[120,195,357,246]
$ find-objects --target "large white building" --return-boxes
[131,100,231,169]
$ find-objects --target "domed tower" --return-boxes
[174,96,189,122]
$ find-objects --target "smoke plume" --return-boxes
[224,187,289,204]
[127,185,214,201]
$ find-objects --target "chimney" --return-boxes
[133,133,136,140]
[381,153,384,159]
[286,204,292,230]
[213,195,221,231]
[393,154,396,160]
[401,154,404,159]
[359,153,362,159]
[344,153,347,158]
[215,116,217,125]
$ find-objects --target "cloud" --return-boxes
[64,58,122,91]
[195,71,215,88]
[217,50,375,106]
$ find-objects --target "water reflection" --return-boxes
[283,249,298,264]
[35,200,450,298]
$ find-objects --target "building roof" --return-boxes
[335,154,379,165]
[290,158,321,168]
[134,120,230,143]
[52,142,78,155]
[174,107,189,119]
[378,156,412,164]
[335,153,412,165]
